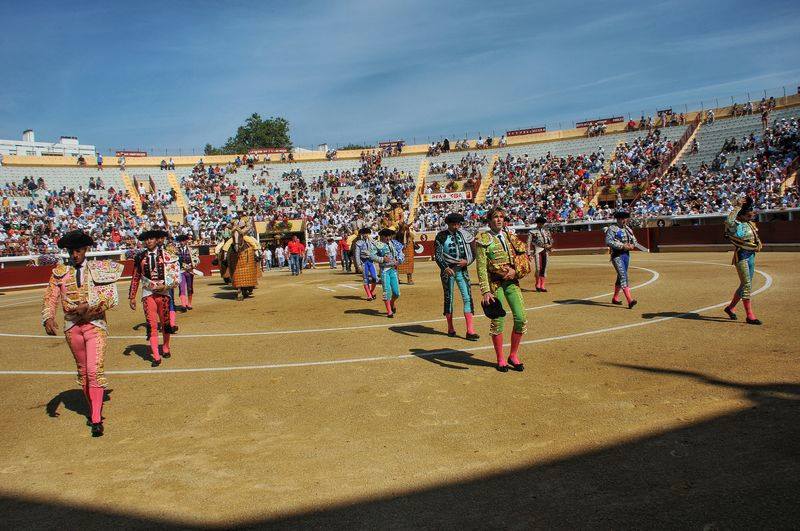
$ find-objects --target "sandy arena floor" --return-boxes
[0,252,798,529]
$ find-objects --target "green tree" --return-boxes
[205,114,292,155]
[203,143,222,155]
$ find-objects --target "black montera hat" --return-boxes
[358,227,372,235]
[378,228,396,237]
[444,212,465,224]
[138,229,169,241]
[535,216,547,224]
[613,211,631,219]
[57,230,94,250]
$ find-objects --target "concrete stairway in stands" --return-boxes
[474,154,498,204]
[407,159,429,225]
[585,139,625,210]
[120,173,143,215]
[167,172,189,216]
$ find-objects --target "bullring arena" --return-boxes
[2,3,800,526]
[1,250,799,527]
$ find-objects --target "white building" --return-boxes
[0,130,96,157]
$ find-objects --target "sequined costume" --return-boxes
[369,238,405,316]
[42,260,123,427]
[723,203,763,323]
[528,226,553,291]
[177,242,200,309]
[475,229,528,336]
[725,205,762,299]
[435,228,475,315]
[435,226,479,339]
[129,247,180,363]
[605,223,637,289]
[354,237,379,291]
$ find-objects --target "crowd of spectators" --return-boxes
[178,152,417,248]
[426,136,506,156]
[0,184,164,256]
[2,112,798,257]
[428,153,487,179]
[633,116,800,216]
[482,151,605,225]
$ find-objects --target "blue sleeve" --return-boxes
[434,232,448,270]
[394,241,405,264]
[605,228,625,250]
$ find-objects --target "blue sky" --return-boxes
[1,0,798,154]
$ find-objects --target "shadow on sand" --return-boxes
[410,347,496,370]
[389,324,449,338]
[343,308,384,317]
[641,311,738,323]
[554,298,622,308]
[6,367,798,528]
[122,344,153,363]
[45,389,112,420]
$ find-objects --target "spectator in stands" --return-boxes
[96,153,103,170]
[633,116,799,217]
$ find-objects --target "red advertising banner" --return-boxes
[247,147,290,155]
[506,126,546,137]
[115,151,148,157]
[422,191,472,203]
[575,116,624,128]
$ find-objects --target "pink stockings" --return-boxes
[445,313,476,335]
[143,295,171,360]
[66,323,107,423]
[727,294,756,319]
[612,285,633,304]
[491,332,524,367]
[742,299,756,320]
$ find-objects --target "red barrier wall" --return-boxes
[2,221,798,289]
[655,219,800,247]
[0,255,216,289]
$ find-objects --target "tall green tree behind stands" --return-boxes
[205,113,292,155]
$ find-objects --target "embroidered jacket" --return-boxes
[475,229,526,294]
[725,205,762,252]
[129,247,180,300]
[178,244,201,273]
[41,260,124,331]
[434,228,475,270]
[369,240,405,271]
[605,224,638,257]
[354,238,376,269]
[528,227,553,255]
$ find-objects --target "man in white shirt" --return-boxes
[275,246,285,268]
[305,241,316,269]
[325,238,338,269]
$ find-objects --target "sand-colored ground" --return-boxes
[0,253,797,529]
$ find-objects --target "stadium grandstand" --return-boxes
[3,1,800,526]
[1,92,798,258]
